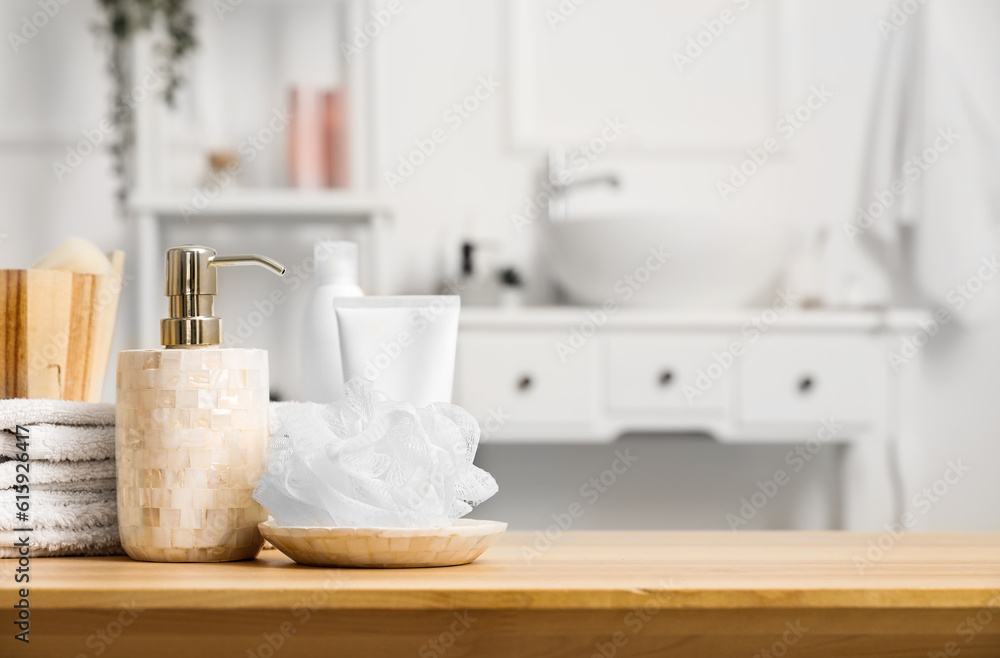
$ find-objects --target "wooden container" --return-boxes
[0,252,125,402]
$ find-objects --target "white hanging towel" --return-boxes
[850,0,1000,320]
[912,0,1000,323]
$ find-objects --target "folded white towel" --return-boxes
[0,459,115,489]
[0,489,113,509]
[0,399,115,430]
[0,486,120,556]
[0,401,121,557]
[0,525,122,557]
[34,478,116,493]
[0,497,116,531]
[0,425,114,461]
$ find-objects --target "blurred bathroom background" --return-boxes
[1,0,998,531]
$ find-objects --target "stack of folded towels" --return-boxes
[0,399,122,557]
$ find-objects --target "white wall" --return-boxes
[0,2,119,259]
[1,0,997,531]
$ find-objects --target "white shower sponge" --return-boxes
[254,379,498,528]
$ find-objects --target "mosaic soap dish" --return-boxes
[258,518,507,568]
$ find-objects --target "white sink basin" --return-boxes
[544,214,795,307]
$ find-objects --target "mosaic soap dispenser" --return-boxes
[116,246,285,562]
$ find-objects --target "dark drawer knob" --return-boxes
[658,370,674,387]
[517,375,533,392]
[798,376,815,394]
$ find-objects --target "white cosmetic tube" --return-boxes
[333,296,460,407]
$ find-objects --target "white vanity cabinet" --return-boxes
[606,335,730,414]
[455,308,927,531]
[456,331,600,431]
[737,335,882,427]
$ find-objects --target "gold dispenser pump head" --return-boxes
[161,245,286,347]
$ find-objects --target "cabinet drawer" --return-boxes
[738,336,881,426]
[607,334,730,412]
[455,332,597,426]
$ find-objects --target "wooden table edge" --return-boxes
[23,587,1000,611]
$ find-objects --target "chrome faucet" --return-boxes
[546,148,620,222]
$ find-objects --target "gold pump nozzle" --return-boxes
[161,245,286,347]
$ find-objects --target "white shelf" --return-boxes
[129,187,391,345]
[130,189,392,221]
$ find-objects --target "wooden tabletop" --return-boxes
[7,532,1000,658]
[11,532,1000,610]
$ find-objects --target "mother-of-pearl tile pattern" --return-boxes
[258,519,508,568]
[116,348,269,562]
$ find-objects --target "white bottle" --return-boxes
[302,241,364,402]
